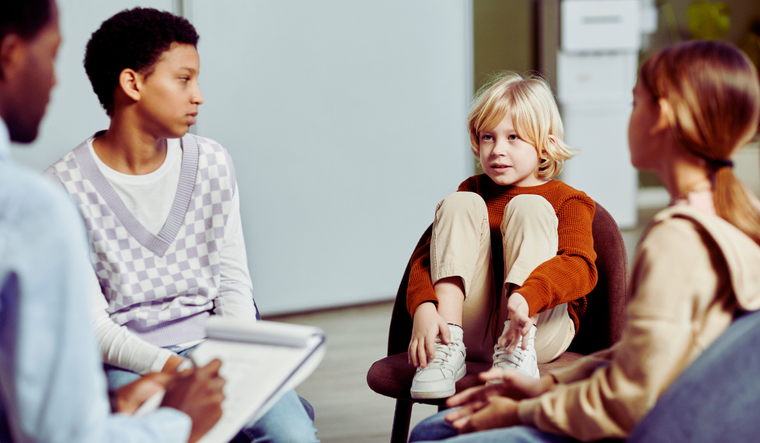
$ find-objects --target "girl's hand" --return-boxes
[409,302,449,368]
[474,367,555,400]
[444,369,552,412]
[499,292,533,354]
[445,395,521,433]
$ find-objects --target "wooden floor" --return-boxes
[271,208,657,442]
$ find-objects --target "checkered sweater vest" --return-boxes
[45,134,236,347]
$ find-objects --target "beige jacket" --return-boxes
[518,206,760,441]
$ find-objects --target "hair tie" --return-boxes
[709,158,734,169]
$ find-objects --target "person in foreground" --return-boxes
[43,7,318,443]
[409,40,760,442]
[0,1,225,443]
[406,73,597,400]
[626,306,760,443]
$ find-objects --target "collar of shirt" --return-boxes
[0,119,10,163]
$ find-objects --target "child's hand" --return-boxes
[499,292,533,354]
[443,369,555,434]
[475,367,554,400]
[445,392,520,433]
[409,302,449,368]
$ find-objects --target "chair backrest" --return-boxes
[567,202,628,354]
[385,200,628,357]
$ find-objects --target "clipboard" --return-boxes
[135,318,326,443]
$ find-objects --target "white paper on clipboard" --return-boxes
[135,318,326,443]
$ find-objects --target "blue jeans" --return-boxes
[409,409,572,443]
[106,348,318,443]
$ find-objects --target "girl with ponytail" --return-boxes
[409,40,760,443]
[636,40,760,244]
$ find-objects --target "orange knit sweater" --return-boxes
[406,175,598,333]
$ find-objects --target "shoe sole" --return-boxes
[410,364,467,400]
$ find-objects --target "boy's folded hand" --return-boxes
[409,302,449,368]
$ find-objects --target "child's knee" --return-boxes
[436,192,487,218]
[502,195,556,230]
[506,194,552,213]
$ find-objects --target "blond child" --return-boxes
[406,73,597,399]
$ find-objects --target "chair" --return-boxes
[366,202,629,443]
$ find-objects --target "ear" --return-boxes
[653,98,673,133]
[0,34,25,80]
[118,68,141,102]
[541,135,558,160]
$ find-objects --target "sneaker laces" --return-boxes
[426,337,458,370]
[492,343,528,370]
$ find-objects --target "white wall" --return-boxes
[13,1,473,315]
[190,1,473,314]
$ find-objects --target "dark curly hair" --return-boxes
[84,7,199,116]
[0,0,53,78]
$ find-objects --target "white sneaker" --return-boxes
[410,325,466,399]
[490,321,539,381]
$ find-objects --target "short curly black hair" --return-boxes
[84,7,199,116]
[0,0,53,78]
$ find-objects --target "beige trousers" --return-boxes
[430,192,575,363]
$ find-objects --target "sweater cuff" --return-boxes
[550,366,585,384]
[148,348,175,374]
[518,286,543,318]
[547,347,615,384]
[146,408,193,443]
[517,398,541,427]
[409,299,438,318]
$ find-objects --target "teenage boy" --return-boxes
[0,1,225,443]
[44,8,318,442]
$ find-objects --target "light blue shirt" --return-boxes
[0,119,191,443]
